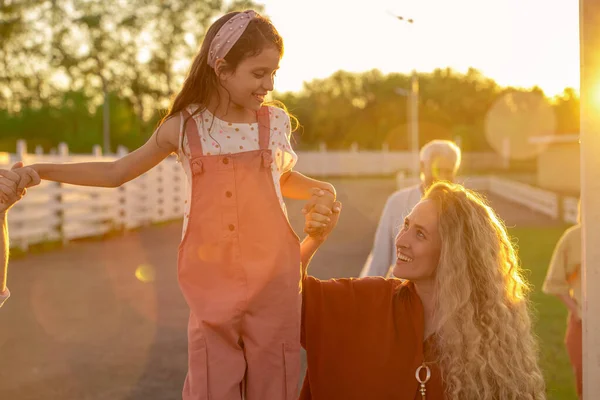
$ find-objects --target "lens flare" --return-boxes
[135,264,156,283]
[485,91,555,160]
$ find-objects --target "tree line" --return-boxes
[0,1,579,154]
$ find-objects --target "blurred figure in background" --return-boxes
[543,200,582,399]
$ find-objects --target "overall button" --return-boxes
[190,159,203,174]
[228,224,235,231]
[225,191,232,198]
[222,157,229,165]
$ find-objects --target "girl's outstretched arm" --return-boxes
[21,117,180,190]
[280,171,336,200]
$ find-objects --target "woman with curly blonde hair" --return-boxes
[299,181,546,399]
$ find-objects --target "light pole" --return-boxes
[391,13,420,177]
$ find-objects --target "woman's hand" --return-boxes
[304,200,342,240]
[0,162,38,212]
[300,199,342,273]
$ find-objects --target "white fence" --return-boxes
[398,174,578,224]
[294,147,511,176]
[488,177,560,219]
[3,147,186,249]
[563,196,580,224]
[1,142,577,249]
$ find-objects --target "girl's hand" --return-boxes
[304,201,342,240]
[14,164,41,193]
[302,187,335,237]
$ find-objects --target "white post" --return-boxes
[115,146,134,229]
[34,145,43,155]
[103,83,111,155]
[580,0,600,397]
[58,142,69,157]
[16,139,27,160]
[92,145,102,157]
[56,143,69,245]
[117,146,129,157]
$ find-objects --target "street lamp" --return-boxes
[390,12,419,176]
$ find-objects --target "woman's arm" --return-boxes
[556,293,580,318]
[20,117,180,189]
[301,236,326,277]
[300,201,342,276]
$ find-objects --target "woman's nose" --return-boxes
[395,231,409,249]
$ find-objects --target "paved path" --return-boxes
[0,179,560,399]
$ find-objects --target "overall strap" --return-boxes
[257,106,271,150]
[181,110,204,157]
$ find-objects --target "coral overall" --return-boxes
[178,106,302,400]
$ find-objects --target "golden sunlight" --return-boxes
[266,0,579,97]
[594,81,600,109]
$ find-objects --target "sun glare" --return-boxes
[593,82,600,109]
[265,0,579,97]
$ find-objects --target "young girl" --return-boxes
[18,10,335,400]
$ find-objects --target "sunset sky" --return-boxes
[257,0,580,97]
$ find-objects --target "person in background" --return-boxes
[542,200,582,398]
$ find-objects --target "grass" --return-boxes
[510,226,578,400]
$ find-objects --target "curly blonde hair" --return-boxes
[423,182,545,399]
